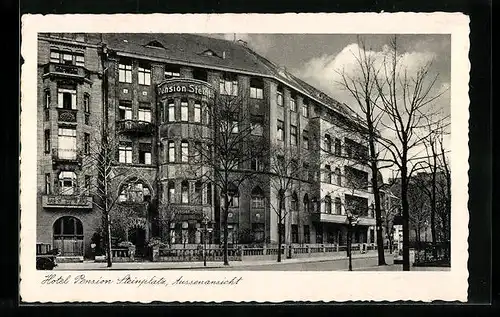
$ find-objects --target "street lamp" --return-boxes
[346,211,359,271]
[200,214,212,267]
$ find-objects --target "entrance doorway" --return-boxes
[53,216,84,256]
[128,227,146,257]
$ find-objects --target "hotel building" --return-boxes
[36,33,377,258]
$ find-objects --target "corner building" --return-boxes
[37,33,377,259]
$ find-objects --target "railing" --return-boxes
[155,246,241,262]
[58,109,78,122]
[117,120,154,135]
[43,63,91,80]
[51,148,83,165]
[413,241,450,267]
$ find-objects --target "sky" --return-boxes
[206,33,451,182]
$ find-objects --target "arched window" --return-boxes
[53,216,84,256]
[291,192,298,211]
[181,181,189,204]
[58,171,77,195]
[167,181,175,203]
[251,186,265,209]
[118,179,152,203]
[303,194,310,213]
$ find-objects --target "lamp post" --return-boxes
[346,211,359,271]
[201,215,211,267]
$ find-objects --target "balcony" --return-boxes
[311,213,376,226]
[51,148,83,167]
[42,63,91,82]
[42,195,93,209]
[117,120,154,135]
[57,109,78,123]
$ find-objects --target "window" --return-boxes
[168,100,175,122]
[335,197,342,215]
[194,102,201,123]
[325,195,332,213]
[57,88,76,110]
[204,104,211,125]
[168,141,175,162]
[180,100,189,121]
[303,163,309,180]
[251,157,263,171]
[303,194,310,213]
[302,100,310,118]
[118,103,132,120]
[193,69,208,82]
[291,193,298,211]
[334,138,342,156]
[119,142,133,163]
[139,143,152,164]
[231,121,239,134]
[251,195,265,208]
[167,182,175,203]
[75,54,85,67]
[62,52,73,64]
[324,134,332,153]
[138,64,151,85]
[250,79,264,99]
[219,75,238,96]
[118,180,151,203]
[84,133,90,154]
[44,90,51,109]
[194,181,203,204]
[252,224,265,243]
[181,181,189,204]
[335,167,342,186]
[277,86,284,106]
[57,127,76,159]
[277,120,284,141]
[181,141,189,163]
[50,51,60,63]
[251,122,263,136]
[206,183,212,205]
[45,173,51,194]
[324,165,332,183]
[290,125,298,146]
[290,94,297,112]
[83,94,90,113]
[291,225,299,244]
[223,189,239,208]
[303,225,310,243]
[302,130,309,149]
[44,129,51,153]
[59,171,77,195]
[138,108,151,122]
[118,61,132,83]
[165,66,180,79]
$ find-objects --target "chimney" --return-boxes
[222,51,226,59]
[237,39,248,47]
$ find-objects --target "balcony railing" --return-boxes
[117,120,154,135]
[51,148,83,166]
[43,63,91,81]
[57,109,78,123]
[42,194,93,209]
[311,212,376,225]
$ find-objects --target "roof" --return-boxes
[100,33,359,122]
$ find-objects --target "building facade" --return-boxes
[37,33,377,259]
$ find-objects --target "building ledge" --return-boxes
[42,195,93,209]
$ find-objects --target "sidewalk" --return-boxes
[54,252,381,271]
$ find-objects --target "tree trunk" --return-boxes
[222,193,229,266]
[430,151,438,257]
[367,102,386,265]
[277,194,283,263]
[401,167,411,271]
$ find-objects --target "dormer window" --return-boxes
[202,49,216,57]
[145,40,165,49]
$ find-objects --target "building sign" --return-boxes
[158,80,215,99]
[42,195,93,209]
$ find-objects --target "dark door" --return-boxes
[128,227,146,257]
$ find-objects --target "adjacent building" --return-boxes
[37,33,377,259]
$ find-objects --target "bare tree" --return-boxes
[334,36,393,265]
[267,145,306,262]
[192,79,268,265]
[373,36,447,270]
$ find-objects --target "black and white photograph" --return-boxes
[20,13,470,302]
